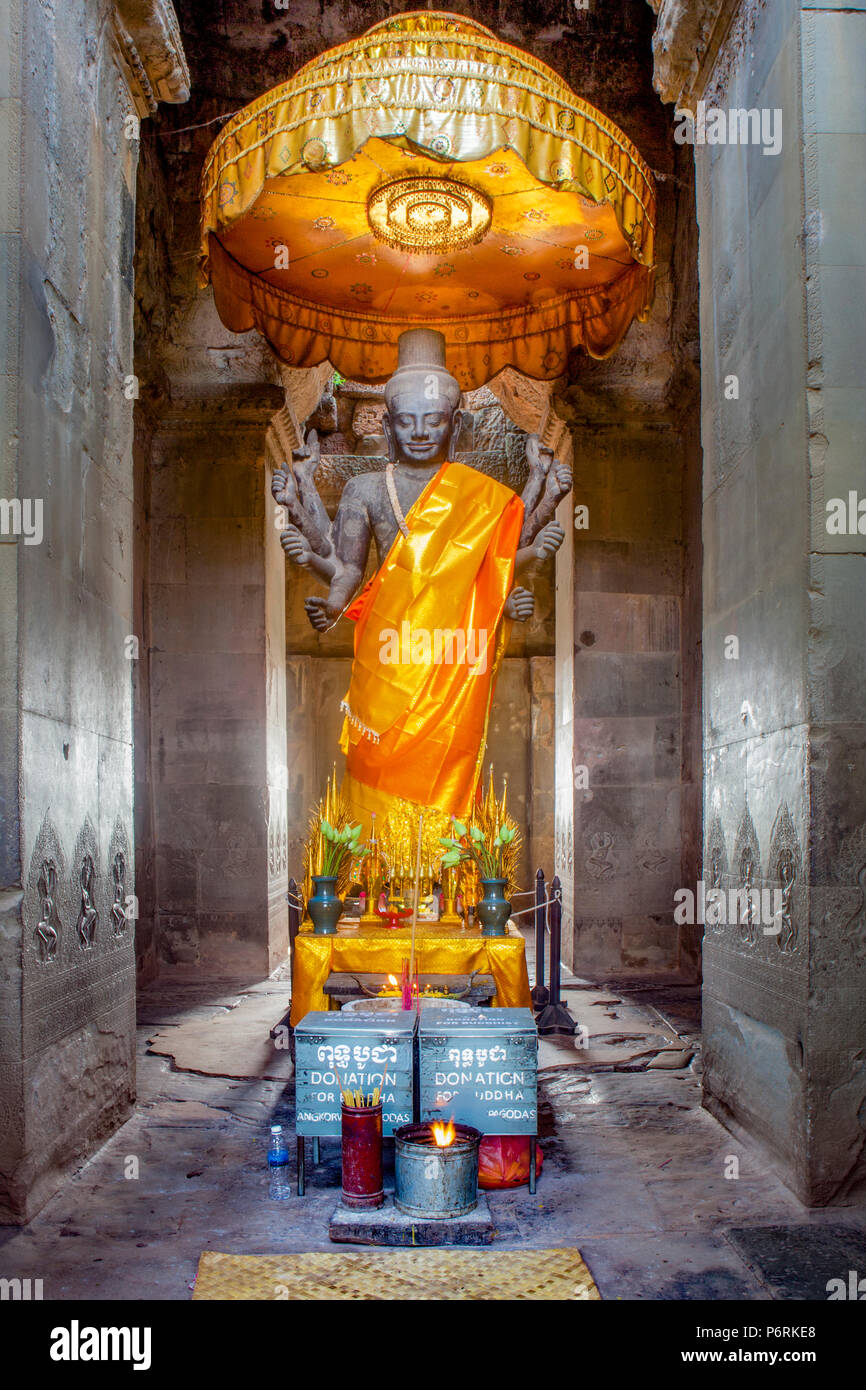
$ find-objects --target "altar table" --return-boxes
[289,920,532,1027]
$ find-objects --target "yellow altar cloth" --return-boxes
[289,922,531,1026]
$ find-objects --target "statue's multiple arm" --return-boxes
[518,433,573,546]
[272,429,347,603]
[304,477,371,630]
[274,427,573,631]
[291,429,333,547]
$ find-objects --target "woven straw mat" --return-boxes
[193,1248,599,1300]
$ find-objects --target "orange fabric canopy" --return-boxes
[199,11,656,389]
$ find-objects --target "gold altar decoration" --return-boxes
[378,800,451,891]
[199,10,656,389]
[302,768,358,908]
[474,768,521,898]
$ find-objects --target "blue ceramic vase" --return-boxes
[308,875,343,935]
[476,878,511,936]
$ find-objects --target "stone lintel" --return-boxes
[647,0,745,107]
[113,0,190,119]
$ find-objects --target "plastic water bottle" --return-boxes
[268,1124,290,1200]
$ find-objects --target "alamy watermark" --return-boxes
[674,103,782,156]
[1,1277,43,1299]
[674,880,784,934]
[378,622,490,674]
[0,498,43,545]
[826,1270,866,1300]
[49,1322,152,1370]
[826,491,866,535]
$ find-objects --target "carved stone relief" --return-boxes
[76,855,99,950]
[107,819,134,941]
[768,803,802,956]
[25,815,70,967]
[732,801,760,948]
[72,820,101,952]
[836,821,866,941]
[36,861,62,963]
[586,829,616,880]
[705,812,729,936]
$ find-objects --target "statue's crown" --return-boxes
[384,329,461,410]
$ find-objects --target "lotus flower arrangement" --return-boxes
[318,819,368,878]
[439,818,518,881]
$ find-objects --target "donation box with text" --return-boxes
[294,1011,415,1137]
[418,1006,538,1135]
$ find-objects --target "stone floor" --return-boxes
[1,934,865,1300]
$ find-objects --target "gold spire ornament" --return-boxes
[303,767,357,913]
[359,811,384,923]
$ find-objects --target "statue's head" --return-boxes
[383,329,463,467]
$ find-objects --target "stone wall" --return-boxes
[0,0,187,1221]
[651,0,866,1202]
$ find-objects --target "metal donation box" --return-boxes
[418,1006,538,1136]
[294,1011,415,1138]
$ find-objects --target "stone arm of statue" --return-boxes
[514,519,565,575]
[518,434,551,523]
[303,476,371,633]
[271,429,332,560]
[291,428,333,544]
[505,519,566,624]
[519,435,573,546]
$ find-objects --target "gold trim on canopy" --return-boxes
[199,11,656,387]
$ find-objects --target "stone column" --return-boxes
[146,391,282,974]
[557,424,694,977]
[0,0,188,1222]
[651,0,866,1201]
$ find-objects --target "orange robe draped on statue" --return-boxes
[339,461,523,828]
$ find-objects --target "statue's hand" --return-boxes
[504,586,535,622]
[292,427,321,485]
[533,520,565,561]
[525,434,552,477]
[304,594,340,632]
[271,465,295,508]
[280,525,314,569]
[545,461,573,502]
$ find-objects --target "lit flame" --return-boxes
[387,974,398,987]
[432,1119,456,1148]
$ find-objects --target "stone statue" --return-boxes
[271,328,572,825]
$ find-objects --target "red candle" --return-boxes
[401,957,411,1011]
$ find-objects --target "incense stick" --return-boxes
[408,812,424,1013]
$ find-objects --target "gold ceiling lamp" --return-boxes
[366,176,493,255]
[199,10,656,389]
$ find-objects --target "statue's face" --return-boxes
[383,391,462,467]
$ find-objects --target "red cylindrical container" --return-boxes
[340,1102,384,1209]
